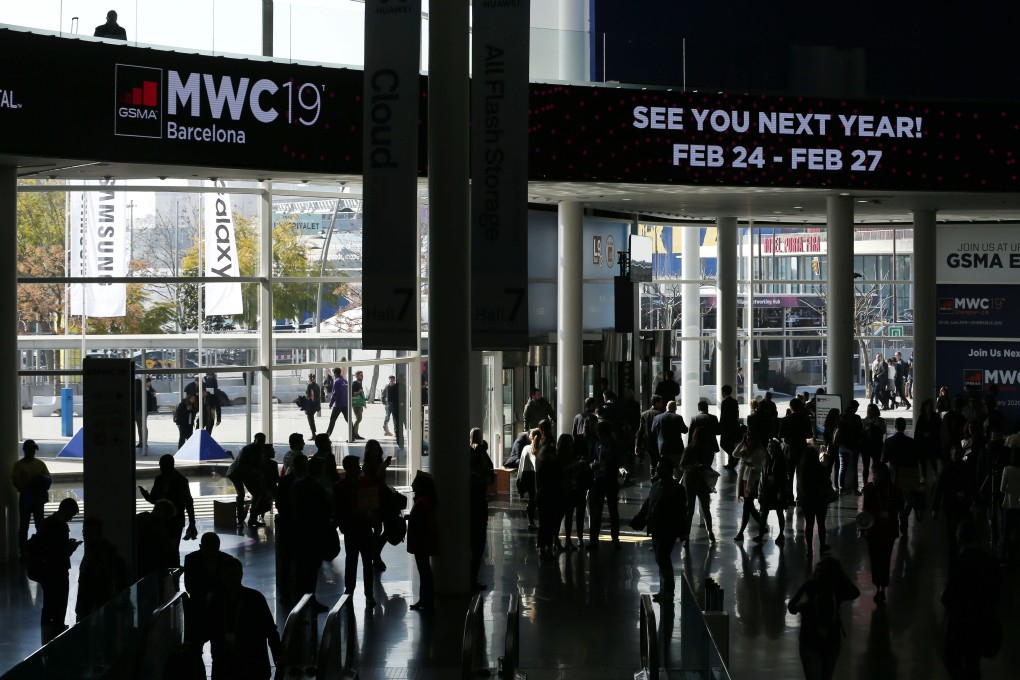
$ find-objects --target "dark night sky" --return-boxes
[590,1,1016,101]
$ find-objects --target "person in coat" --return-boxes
[788,556,860,680]
[733,431,764,541]
[469,428,494,589]
[862,461,902,604]
[407,471,439,611]
[799,445,835,552]
[755,439,788,545]
[208,557,282,680]
[680,427,716,545]
[631,458,687,602]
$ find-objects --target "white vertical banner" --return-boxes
[69,179,127,317]
[204,181,243,316]
[361,0,422,349]
[470,0,530,349]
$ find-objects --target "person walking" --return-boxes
[36,498,81,644]
[174,393,198,447]
[74,517,128,623]
[799,445,835,552]
[870,353,887,408]
[325,367,350,441]
[208,557,282,680]
[587,420,623,551]
[882,417,923,535]
[11,439,50,560]
[236,434,269,528]
[650,400,689,471]
[139,454,198,550]
[535,432,563,560]
[517,429,539,531]
[292,457,337,604]
[631,458,687,603]
[382,375,399,439]
[304,372,322,438]
[567,424,594,551]
[334,455,380,607]
[719,385,741,470]
[202,386,222,436]
[733,431,764,541]
[778,398,814,503]
[653,369,680,404]
[350,370,367,441]
[755,439,788,545]
[407,471,439,611]
[679,427,716,545]
[636,395,664,473]
[469,428,495,589]
[523,388,555,430]
[182,532,231,645]
[788,556,861,680]
[861,461,902,604]
[836,400,863,495]
[860,403,886,490]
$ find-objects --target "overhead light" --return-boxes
[621,198,632,201]
[840,192,851,197]
[857,199,868,203]
[792,205,803,210]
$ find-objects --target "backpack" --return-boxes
[25,532,47,582]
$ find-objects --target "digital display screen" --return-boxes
[629,234,653,282]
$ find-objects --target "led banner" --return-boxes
[361,0,422,350]
[470,0,531,350]
[936,339,1020,424]
[527,86,1020,192]
[204,181,243,316]
[69,180,128,317]
[936,284,1020,338]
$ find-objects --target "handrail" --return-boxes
[499,595,520,680]
[135,590,189,680]
[277,593,318,680]
[461,592,487,679]
[316,593,357,680]
[638,594,659,680]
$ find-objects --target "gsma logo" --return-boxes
[115,64,163,139]
[937,298,956,314]
[962,368,984,391]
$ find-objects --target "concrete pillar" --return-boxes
[557,0,586,82]
[912,209,937,420]
[716,217,738,400]
[428,0,471,595]
[557,201,583,434]
[681,225,701,423]
[259,182,273,441]
[0,167,18,562]
[826,195,855,405]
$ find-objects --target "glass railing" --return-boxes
[678,570,731,680]
[460,592,487,678]
[316,593,357,679]
[0,569,179,680]
[277,592,319,679]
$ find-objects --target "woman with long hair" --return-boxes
[755,439,788,545]
[733,431,763,541]
[535,427,563,559]
[788,556,860,679]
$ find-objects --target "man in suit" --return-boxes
[688,400,720,461]
[183,533,231,644]
[718,385,741,470]
[636,395,665,473]
[882,417,921,534]
[778,398,814,503]
[650,401,688,470]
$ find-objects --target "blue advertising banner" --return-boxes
[935,339,1020,423]
[936,284,1020,337]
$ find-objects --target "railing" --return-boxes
[276,593,320,680]
[678,572,731,680]
[0,568,181,680]
[461,592,488,679]
[316,594,358,680]
[135,590,189,680]
[497,595,521,680]
[636,594,660,680]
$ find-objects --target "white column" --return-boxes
[716,217,738,400]
[912,209,937,420]
[681,225,701,423]
[428,0,471,596]
[0,167,17,562]
[557,0,586,82]
[259,182,273,442]
[826,196,855,404]
[557,201,583,433]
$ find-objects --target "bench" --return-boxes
[31,396,58,417]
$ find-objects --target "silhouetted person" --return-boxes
[788,556,860,680]
[407,471,439,611]
[183,532,230,644]
[75,517,128,622]
[292,457,335,602]
[942,518,1001,679]
[631,458,687,603]
[469,428,494,589]
[208,556,282,680]
[37,498,81,643]
[236,434,268,528]
[174,393,198,447]
[94,10,127,40]
[275,453,306,595]
[136,498,181,574]
[334,455,379,606]
[311,433,340,486]
[140,454,198,552]
[12,439,50,559]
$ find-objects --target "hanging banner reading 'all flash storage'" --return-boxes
[204,181,243,316]
[470,0,530,349]
[69,179,127,317]
[361,0,422,349]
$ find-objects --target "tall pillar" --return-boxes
[428,0,471,595]
[261,0,273,57]
[259,182,273,441]
[0,167,18,562]
[912,209,937,421]
[826,195,855,405]
[716,217,738,401]
[557,201,583,433]
[557,0,585,82]
[680,225,701,422]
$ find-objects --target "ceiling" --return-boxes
[9,153,1020,224]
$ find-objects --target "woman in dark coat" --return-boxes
[861,461,902,604]
[755,439,788,545]
[860,403,886,489]
[407,471,439,611]
[535,434,563,559]
[788,556,860,680]
[798,445,834,552]
[915,398,943,479]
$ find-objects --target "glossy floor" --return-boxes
[1,462,1018,679]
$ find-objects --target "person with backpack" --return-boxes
[11,439,50,560]
[788,556,860,680]
[33,498,82,644]
[630,458,687,603]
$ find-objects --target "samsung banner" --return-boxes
[203,181,243,316]
[361,0,422,349]
[470,0,531,350]
[69,180,127,317]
